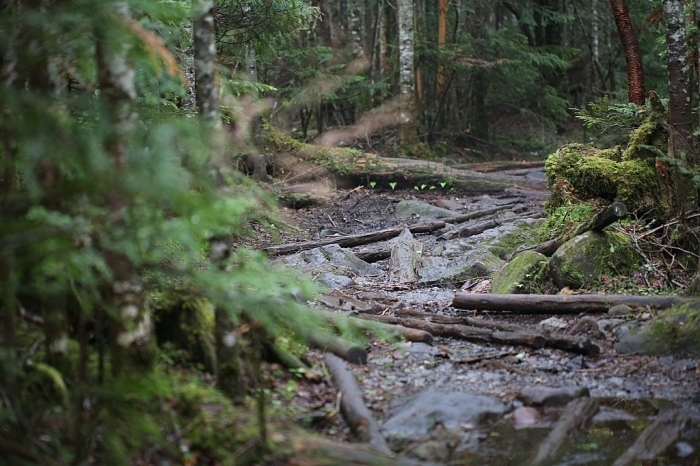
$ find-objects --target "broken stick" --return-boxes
[307,331,367,365]
[612,410,690,466]
[323,353,391,454]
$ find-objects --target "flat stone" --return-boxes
[382,386,507,450]
[395,199,461,220]
[418,248,504,284]
[516,385,590,406]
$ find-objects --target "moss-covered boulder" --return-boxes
[491,251,548,294]
[549,231,639,289]
[545,143,659,211]
[615,302,700,356]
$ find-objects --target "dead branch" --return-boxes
[323,353,391,454]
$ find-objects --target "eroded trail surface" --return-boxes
[260,163,700,465]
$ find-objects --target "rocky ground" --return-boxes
[259,163,700,465]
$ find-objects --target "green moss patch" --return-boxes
[545,143,659,211]
[491,251,549,294]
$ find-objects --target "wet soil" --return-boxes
[260,165,700,465]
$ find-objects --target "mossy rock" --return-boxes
[491,251,549,294]
[615,301,700,356]
[549,231,639,289]
[545,143,659,211]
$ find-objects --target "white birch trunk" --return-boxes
[397,0,416,140]
[193,0,221,129]
[348,0,365,58]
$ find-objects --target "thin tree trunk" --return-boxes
[436,0,447,97]
[397,0,416,141]
[194,0,220,128]
[348,0,365,58]
[609,0,646,105]
[95,1,152,376]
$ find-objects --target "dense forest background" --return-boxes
[1,0,699,465]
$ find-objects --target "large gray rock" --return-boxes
[382,387,507,450]
[418,248,504,284]
[549,231,638,289]
[615,302,700,355]
[491,250,548,294]
[395,200,460,220]
[274,244,382,289]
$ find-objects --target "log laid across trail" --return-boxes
[393,309,602,355]
[264,221,445,256]
[306,331,367,365]
[452,293,695,314]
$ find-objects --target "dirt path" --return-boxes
[262,162,700,465]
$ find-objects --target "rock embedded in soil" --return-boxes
[491,250,548,294]
[517,385,590,406]
[418,248,503,285]
[381,386,508,450]
[395,199,461,220]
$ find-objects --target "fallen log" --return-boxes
[269,342,324,383]
[532,397,599,465]
[438,219,501,241]
[575,201,627,236]
[323,353,391,454]
[388,228,423,283]
[306,331,367,365]
[612,410,690,466]
[318,290,378,313]
[349,317,434,345]
[441,203,519,225]
[452,293,695,314]
[357,314,546,350]
[287,435,434,466]
[394,309,601,355]
[529,202,628,257]
[264,221,445,256]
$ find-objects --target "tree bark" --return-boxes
[397,0,416,141]
[452,293,695,314]
[96,1,153,375]
[663,0,695,213]
[323,353,391,453]
[388,228,422,283]
[609,0,645,105]
[193,0,220,128]
[307,330,368,365]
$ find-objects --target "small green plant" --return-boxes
[421,184,427,190]
[369,181,377,189]
[439,181,447,188]
[414,185,419,190]
[429,185,435,190]
[389,182,397,190]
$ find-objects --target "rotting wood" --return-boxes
[612,410,690,466]
[453,160,546,173]
[306,331,367,365]
[348,317,434,345]
[532,397,600,465]
[389,228,423,283]
[393,309,601,355]
[575,201,627,236]
[323,353,391,454]
[264,221,445,256]
[269,342,324,383]
[287,435,432,466]
[452,293,695,314]
[527,202,627,257]
[357,314,546,350]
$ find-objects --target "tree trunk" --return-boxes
[609,0,646,105]
[397,0,416,141]
[663,0,694,213]
[348,0,365,59]
[95,1,153,376]
[193,0,220,128]
[436,0,447,97]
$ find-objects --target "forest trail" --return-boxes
[260,160,700,465]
